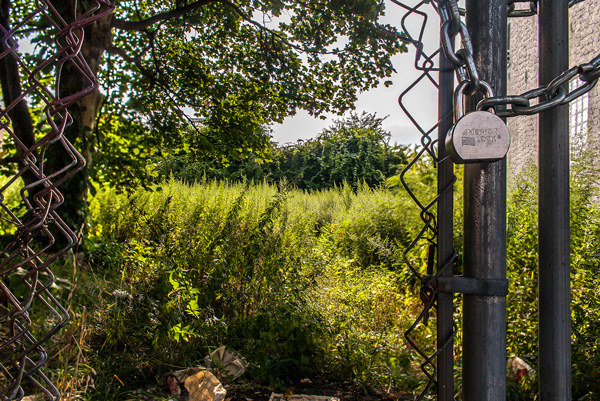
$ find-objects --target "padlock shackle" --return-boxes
[453,80,495,122]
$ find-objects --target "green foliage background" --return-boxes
[505,150,600,400]
[154,112,409,192]
[17,142,600,401]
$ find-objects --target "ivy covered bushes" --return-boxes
[154,113,410,191]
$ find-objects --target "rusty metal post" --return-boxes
[437,5,455,400]
[462,0,508,400]
[538,1,572,400]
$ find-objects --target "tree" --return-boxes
[274,112,408,190]
[156,112,410,190]
[0,0,406,232]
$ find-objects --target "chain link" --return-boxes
[509,0,589,17]
[439,0,487,97]
[386,1,462,398]
[441,0,600,118]
[479,54,600,116]
[0,1,115,399]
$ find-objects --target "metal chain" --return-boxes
[439,0,486,97]
[480,53,600,116]
[508,0,587,17]
[439,0,514,122]
[388,0,597,399]
[441,0,600,118]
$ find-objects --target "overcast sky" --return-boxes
[16,0,442,148]
[270,0,441,147]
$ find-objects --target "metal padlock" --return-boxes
[445,82,511,164]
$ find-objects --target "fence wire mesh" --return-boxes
[385,1,458,399]
[1,0,593,400]
[0,1,114,399]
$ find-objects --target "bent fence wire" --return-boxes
[385,0,456,399]
[0,1,114,399]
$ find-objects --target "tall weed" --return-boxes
[506,150,600,399]
[77,179,420,398]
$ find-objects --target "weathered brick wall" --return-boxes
[507,16,539,178]
[506,2,600,179]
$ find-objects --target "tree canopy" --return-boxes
[156,112,410,189]
[1,0,407,229]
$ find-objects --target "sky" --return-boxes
[270,0,442,147]
[14,0,443,148]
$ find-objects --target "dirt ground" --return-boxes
[224,380,413,401]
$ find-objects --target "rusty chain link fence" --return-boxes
[1,0,599,400]
[0,1,114,399]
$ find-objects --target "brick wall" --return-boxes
[506,2,600,178]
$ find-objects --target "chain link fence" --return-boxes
[382,1,457,398]
[0,1,114,399]
[1,0,598,400]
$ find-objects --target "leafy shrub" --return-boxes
[155,112,409,191]
[311,257,423,390]
[505,151,600,400]
[73,179,421,399]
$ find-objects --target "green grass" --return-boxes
[34,179,428,400]
[20,158,600,400]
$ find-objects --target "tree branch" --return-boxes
[107,45,157,82]
[111,0,337,55]
[106,45,213,141]
[112,0,216,31]
[221,0,338,55]
[0,0,38,183]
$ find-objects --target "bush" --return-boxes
[505,151,600,400]
[154,112,409,191]
[57,179,423,399]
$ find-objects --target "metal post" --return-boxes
[462,1,507,400]
[437,11,455,401]
[538,1,571,400]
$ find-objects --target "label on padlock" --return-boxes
[445,111,510,164]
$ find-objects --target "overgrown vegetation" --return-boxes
[155,112,410,191]
[505,149,600,400]
[37,179,428,400]
[2,0,407,230]
[19,144,600,401]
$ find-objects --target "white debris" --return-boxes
[204,346,248,380]
[507,354,535,382]
[184,370,227,401]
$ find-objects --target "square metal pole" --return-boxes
[538,1,572,399]
[462,1,507,400]
[437,18,455,401]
